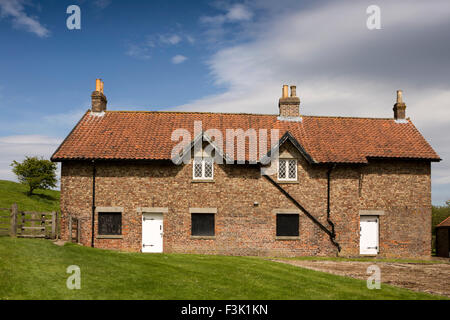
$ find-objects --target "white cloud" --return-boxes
[0,0,50,37]
[226,4,253,22]
[200,3,253,25]
[186,35,195,44]
[127,32,194,60]
[0,135,62,183]
[0,135,62,145]
[178,0,450,204]
[126,44,151,60]
[200,3,253,42]
[44,109,86,127]
[172,54,188,64]
[94,0,111,9]
[159,34,182,45]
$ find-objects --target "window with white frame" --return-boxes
[193,158,214,180]
[278,159,297,181]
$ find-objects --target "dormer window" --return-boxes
[193,158,214,180]
[278,159,297,181]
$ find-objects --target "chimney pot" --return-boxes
[290,85,297,97]
[95,79,102,92]
[282,85,289,98]
[279,84,300,118]
[393,89,406,121]
[397,90,403,103]
[91,78,107,113]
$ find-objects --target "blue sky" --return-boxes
[0,0,449,205]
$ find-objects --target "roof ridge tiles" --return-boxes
[100,110,398,120]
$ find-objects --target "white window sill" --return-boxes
[97,235,123,239]
[277,180,299,184]
[190,236,216,240]
[276,236,300,240]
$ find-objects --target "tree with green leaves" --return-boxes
[11,157,57,196]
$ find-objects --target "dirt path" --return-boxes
[273,259,450,297]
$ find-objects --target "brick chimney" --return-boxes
[91,79,107,113]
[393,90,406,121]
[279,85,300,118]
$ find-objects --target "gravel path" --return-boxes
[273,259,450,297]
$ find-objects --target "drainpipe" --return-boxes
[91,160,96,248]
[327,165,341,253]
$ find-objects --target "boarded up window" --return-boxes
[191,213,215,236]
[276,214,299,236]
[98,212,122,235]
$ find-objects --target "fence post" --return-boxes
[68,215,72,242]
[10,203,17,238]
[51,212,56,239]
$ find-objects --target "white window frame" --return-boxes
[278,159,297,181]
[193,158,214,180]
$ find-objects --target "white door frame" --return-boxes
[359,215,379,255]
[142,212,164,253]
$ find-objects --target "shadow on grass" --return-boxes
[21,191,58,202]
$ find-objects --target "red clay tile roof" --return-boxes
[51,110,440,164]
[437,216,450,227]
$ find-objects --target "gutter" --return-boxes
[263,174,341,253]
[91,160,96,247]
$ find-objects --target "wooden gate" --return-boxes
[68,215,81,243]
[16,211,58,239]
[4,203,59,239]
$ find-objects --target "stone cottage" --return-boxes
[51,80,440,258]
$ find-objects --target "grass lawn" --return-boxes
[0,180,60,212]
[0,237,446,300]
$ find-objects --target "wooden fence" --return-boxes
[68,215,81,243]
[1,204,59,239]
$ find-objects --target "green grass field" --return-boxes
[0,237,446,300]
[0,180,60,212]
[0,180,60,235]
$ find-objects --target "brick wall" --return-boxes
[60,143,432,258]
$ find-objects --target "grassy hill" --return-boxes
[0,237,446,300]
[0,180,60,212]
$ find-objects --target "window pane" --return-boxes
[288,160,297,179]
[204,159,213,178]
[279,160,287,179]
[193,160,203,178]
[98,212,122,235]
[276,214,299,236]
[191,213,215,236]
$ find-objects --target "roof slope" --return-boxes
[51,111,440,163]
[437,216,450,227]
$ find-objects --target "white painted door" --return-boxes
[360,216,379,255]
[142,213,163,253]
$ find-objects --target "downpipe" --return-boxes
[91,160,96,248]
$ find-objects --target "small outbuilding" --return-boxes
[436,216,450,258]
